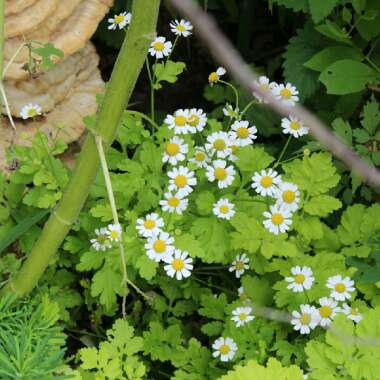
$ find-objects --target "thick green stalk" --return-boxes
[2,0,160,297]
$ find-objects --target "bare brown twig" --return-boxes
[168,0,380,189]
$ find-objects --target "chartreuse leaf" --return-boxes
[304,195,342,217]
[235,146,274,172]
[283,152,340,196]
[308,0,339,23]
[199,293,227,320]
[79,319,146,379]
[32,42,64,70]
[304,46,363,72]
[320,60,376,95]
[219,358,303,380]
[153,60,186,90]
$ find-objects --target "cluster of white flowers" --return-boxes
[136,213,193,280]
[253,75,309,138]
[286,267,361,334]
[148,19,193,59]
[251,169,300,235]
[90,223,122,251]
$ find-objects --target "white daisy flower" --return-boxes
[149,36,172,59]
[208,67,226,85]
[106,223,122,242]
[205,131,233,158]
[136,213,164,238]
[90,228,112,251]
[187,108,207,132]
[253,75,276,103]
[272,82,299,107]
[281,116,309,138]
[107,12,132,30]
[231,306,254,327]
[238,286,250,302]
[144,231,174,262]
[167,166,197,197]
[20,103,42,119]
[189,147,210,168]
[164,109,195,135]
[230,120,257,146]
[326,275,355,301]
[212,337,237,362]
[206,159,236,189]
[170,19,193,37]
[263,204,292,235]
[341,304,362,323]
[159,191,188,214]
[275,182,300,212]
[317,297,340,327]
[229,253,249,278]
[163,249,193,280]
[291,304,319,334]
[213,198,235,220]
[162,137,188,165]
[223,104,240,119]
[251,168,282,197]
[285,266,314,293]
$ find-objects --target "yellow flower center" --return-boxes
[208,72,218,83]
[168,197,180,207]
[219,344,230,355]
[320,306,332,318]
[271,213,284,225]
[110,230,120,239]
[239,313,247,321]
[290,121,300,130]
[144,220,156,230]
[174,115,187,126]
[175,175,188,188]
[213,138,226,151]
[153,41,165,51]
[27,108,38,117]
[187,114,200,127]
[176,24,186,32]
[280,88,292,99]
[153,239,166,253]
[239,291,248,301]
[300,313,311,325]
[166,143,180,156]
[172,258,185,271]
[294,274,305,284]
[335,283,346,293]
[351,308,359,316]
[114,15,125,24]
[97,234,108,244]
[219,205,229,214]
[260,175,273,188]
[235,261,245,270]
[236,127,249,138]
[195,152,206,161]
[282,190,295,203]
[215,167,228,181]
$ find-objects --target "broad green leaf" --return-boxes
[319,59,376,95]
[356,0,380,41]
[361,96,380,135]
[272,0,308,12]
[135,255,158,280]
[235,146,274,172]
[175,233,205,259]
[315,20,351,44]
[153,60,186,90]
[32,42,64,70]
[304,46,363,72]
[195,191,215,215]
[242,276,274,307]
[219,358,303,380]
[304,195,342,217]
[308,0,338,23]
[337,204,366,245]
[332,118,352,145]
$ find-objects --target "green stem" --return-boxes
[1,0,161,297]
[145,58,155,121]
[273,135,292,168]
[240,99,258,118]
[220,80,240,109]
[166,35,179,62]
[125,110,159,130]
